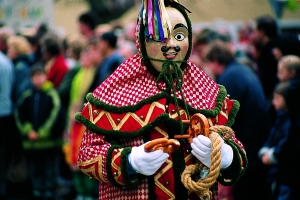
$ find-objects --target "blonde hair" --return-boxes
[7,35,32,55]
[279,55,300,73]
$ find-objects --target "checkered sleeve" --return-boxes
[77,129,111,183]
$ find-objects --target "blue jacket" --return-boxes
[217,60,271,171]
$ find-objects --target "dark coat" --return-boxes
[261,110,291,184]
[14,82,64,149]
[217,60,272,199]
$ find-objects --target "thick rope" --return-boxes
[181,125,234,199]
[209,125,233,141]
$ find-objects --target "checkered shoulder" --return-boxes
[92,55,220,110]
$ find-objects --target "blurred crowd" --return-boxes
[0,10,300,200]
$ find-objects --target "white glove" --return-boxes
[219,137,233,169]
[191,135,233,169]
[128,143,169,176]
[191,135,212,167]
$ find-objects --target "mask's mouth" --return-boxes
[163,52,177,59]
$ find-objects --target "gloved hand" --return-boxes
[128,143,169,176]
[191,135,233,169]
[191,135,212,167]
[219,136,233,169]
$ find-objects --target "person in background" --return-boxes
[53,34,87,199]
[24,23,49,67]
[204,40,272,200]
[14,65,64,200]
[96,31,124,85]
[191,28,224,79]
[58,36,103,200]
[0,26,14,55]
[1,31,34,199]
[192,28,255,80]
[278,56,300,200]
[63,35,87,69]
[250,15,279,101]
[6,35,34,104]
[271,30,300,62]
[39,32,69,89]
[258,81,292,200]
[94,23,113,37]
[78,11,98,41]
[118,40,137,60]
[276,55,300,83]
[1,49,34,200]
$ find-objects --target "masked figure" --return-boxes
[76,1,247,199]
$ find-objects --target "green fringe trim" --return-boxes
[86,92,168,112]
[226,99,240,127]
[84,85,228,116]
[189,84,226,118]
[120,147,144,188]
[75,112,180,139]
[139,1,193,78]
[75,85,238,138]
[217,140,248,186]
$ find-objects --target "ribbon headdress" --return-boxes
[140,0,178,43]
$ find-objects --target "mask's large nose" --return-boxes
[161,37,181,52]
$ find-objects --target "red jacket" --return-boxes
[46,54,69,88]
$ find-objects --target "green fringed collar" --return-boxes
[75,85,239,138]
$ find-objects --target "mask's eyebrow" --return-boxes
[173,23,188,30]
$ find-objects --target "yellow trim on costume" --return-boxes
[219,110,228,120]
[88,101,167,130]
[169,110,187,120]
[77,156,108,183]
[111,148,125,185]
[154,126,168,138]
[154,159,175,199]
[219,99,229,120]
[185,154,193,163]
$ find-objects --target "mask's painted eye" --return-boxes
[174,32,186,41]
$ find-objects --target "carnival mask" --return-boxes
[139,1,192,77]
[145,7,189,72]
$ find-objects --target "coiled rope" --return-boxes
[181,125,233,200]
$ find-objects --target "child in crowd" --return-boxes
[277,55,300,83]
[14,65,64,200]
[268,55,300,124]
[258,81,292,200]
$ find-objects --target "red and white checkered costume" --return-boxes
[76,53,246,200]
